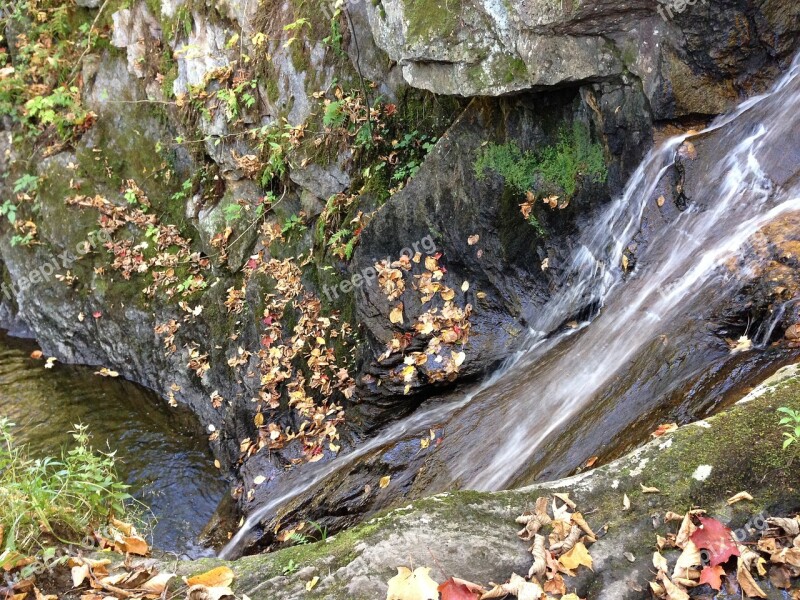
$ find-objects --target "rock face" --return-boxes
[363,0,800,117]
[1,0,799,553]
[170,365,800,599]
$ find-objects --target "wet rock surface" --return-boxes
[166,366,800,599]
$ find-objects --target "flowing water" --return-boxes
[220,53,800,558]
[0,331,227,557]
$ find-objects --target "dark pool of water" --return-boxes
[0,331,228,558]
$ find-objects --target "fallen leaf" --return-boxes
[461,281,469,292]
[253,475,266,485]
[379,475,391,489]
[186,566,235,589]
[72,564,90,588]
[640,483,660,494]
[660,572,690,600]
[727,491,753,505]
[672,540,701,580]
[438,578,480,600]
[698,565,725,591]
[558,542,593,572]
[653,551,669,572]
[186,584,234,600]
[467,235,479,246]
[651,423,678,437]
[657,195,666,207]
[623,493,630,510]
[141,572,175,594]
[386,567,439,600]
[30,350,43,359]
[690,516,739,567]
[390,304,404,325]
[305,576,319,591]
[736,558,767,598]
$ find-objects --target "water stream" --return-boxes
[220,52,800,558]
[0,331,227,558]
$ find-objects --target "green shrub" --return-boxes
[473,123,607,232]
[0,419,134,560]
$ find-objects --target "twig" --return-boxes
[67,0,112,86]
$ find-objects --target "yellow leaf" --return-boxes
[623,493,630,510]
[452,351,466,368]
[440,288,455,301]
[657,195,666,207]
[379,475,391,489]
[467,235,479,246]
[558,542,593,572]
[306,576,319,591]
[386,566,439,600]
[141,572,175,594]
[461,281,469,292]
[640,483,660,493]
[621,254,629,272]
[254,413,264,427]
[390,304,404,325]
[186,566,235,588]
[253,475,266,485]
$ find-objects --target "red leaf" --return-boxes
[699,565,725,590]
[438,578,480,600]
[690,516,740,566]
[92,311,102,319]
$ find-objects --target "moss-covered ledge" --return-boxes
[168,364,800,599]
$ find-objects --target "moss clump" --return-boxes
[405,0,462,43]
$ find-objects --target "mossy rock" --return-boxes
[161,364,800,599]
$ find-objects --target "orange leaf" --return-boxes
[698,565,725,590]
[185,566,235,588]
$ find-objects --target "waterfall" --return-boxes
[219,52,800,559]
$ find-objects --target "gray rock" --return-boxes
[111,3,162,78]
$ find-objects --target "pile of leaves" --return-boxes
[650,509,800,598]
[375,252,472,393]
[385,494,593,600]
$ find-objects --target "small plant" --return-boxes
[281,214,305,238]
[778,407,800,460]
[281,559,299,575]
[223,203,244,224]
[13,174,38,195]
[288,531,310,545]
[0,419,134,561]
[0,200,18,224]
[473,123,607,233]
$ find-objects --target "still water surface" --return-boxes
[0,331,227,557]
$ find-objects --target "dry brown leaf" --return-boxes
[389,304,404,325]
[72,564,90,588]
[659,572,689,600]
[186,584,234,600]
[726,491,753,505]
[653,551,669,572]
[736,558,767,598]
[657,195,666,207]
[675,513,697,549]
[553,493,577,510]
[640,483,660,494]
[672,540,701,581]
[480,574,542,600]
[623,493,631,511]
[571,512,595,539]
[141,572,175,594]
[527,534,546,579]
[467,235,480,246]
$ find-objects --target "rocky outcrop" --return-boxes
[165,364,800,599]
[362,0,800,118]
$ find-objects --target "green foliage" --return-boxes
[322,9,345,57]
[390,130,437,184]
[223,203,244,224]
[473,123,607,232]
[0,419,134,561]
[778,407,800,451]
[0,201,18,225]
[281,214,304,238]
[13,174,39,195]
[323,100,347,129]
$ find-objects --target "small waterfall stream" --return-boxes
[220,52,800,559]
